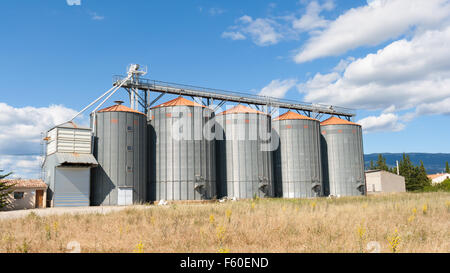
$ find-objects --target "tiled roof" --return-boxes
[217,104,269,116]
[273,111,317,121]
[320,116,360,126]
[2,179,47,189]
[152,97,205,108]
[98,104,145,115]
[427,173,450,180]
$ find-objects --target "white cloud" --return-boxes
[0,103,85,178]
[0,103,81,155]
[294,0,450,63]
[224,15,283,46]
[415,97,450,116]
[221,0,450,134]
[358,113,405,133]
[89,12,104,21]
[292,0,334,32]
[239,15,253,24]
[221,31,246,41]
[300,25,450,113]
[259,79,297,98]
[66,0,81,6]
[332,57,355,72]
[298,72,339,91]
[92,14,104,21]
[322,0,335,10]
[0,155,42,179]
[382,105,396,114]
[222,1,334,46]
[268,3,277,9]
[208,7,226,16]
[198,6,226,16]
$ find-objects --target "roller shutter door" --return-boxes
[54,167,90,207]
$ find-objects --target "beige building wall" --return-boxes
[7,188,47,210]
[366,171,406,194]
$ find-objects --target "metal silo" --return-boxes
[320,116,365,196]
[91,101,147,205]
[215,105,274,199]
[272,111,323,198]
[149,96,216,201]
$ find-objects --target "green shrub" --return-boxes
[422,179,450,192]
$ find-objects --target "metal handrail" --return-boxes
[112,75,356,117]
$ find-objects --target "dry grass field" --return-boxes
[0,192,448,253]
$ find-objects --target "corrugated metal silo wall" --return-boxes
[148,106,216,200]
[273,119,323,198]
[320,124,365,196]
[43,154,57,203]
[215,113,274,199]
[91,111,147,205]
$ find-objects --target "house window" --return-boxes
[127,166,133,172]
[14,192,24,199]
[127,146,133,151]
[127,126,133,132]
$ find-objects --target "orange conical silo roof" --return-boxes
[152,96,205,108]
[217,104,269,116]
[98,102,145,115]
[273,111,317,121]
[320,116,360,126]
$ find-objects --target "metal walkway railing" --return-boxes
[113,75,355,118]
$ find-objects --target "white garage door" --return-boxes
[54,167,90,207]
[118,187,133,206]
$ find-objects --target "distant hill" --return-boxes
[364,153,450,174]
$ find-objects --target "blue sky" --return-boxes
[0,0,449,178]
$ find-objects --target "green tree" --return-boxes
[369,160,374,170]
[423,178,450,192]
[418,161,431,188]
[374,154,390,171]
[446,161,449,173]
[0,169,14,209]
[398,154,430,191]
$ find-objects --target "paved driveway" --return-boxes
[0,205,151,221]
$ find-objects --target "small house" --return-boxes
[427,173,450,184]
[365,170,406,194]
[2,179,47,210]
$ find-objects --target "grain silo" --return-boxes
[215,105,274,199]
[320,116,365,196]
[272,111,323,198]
[91,101,147,205]
[148,97,216,201]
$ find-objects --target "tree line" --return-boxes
[369,154,450,192]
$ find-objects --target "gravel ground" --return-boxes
[0,205,151,221]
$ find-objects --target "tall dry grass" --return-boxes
[0,192,448,253]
